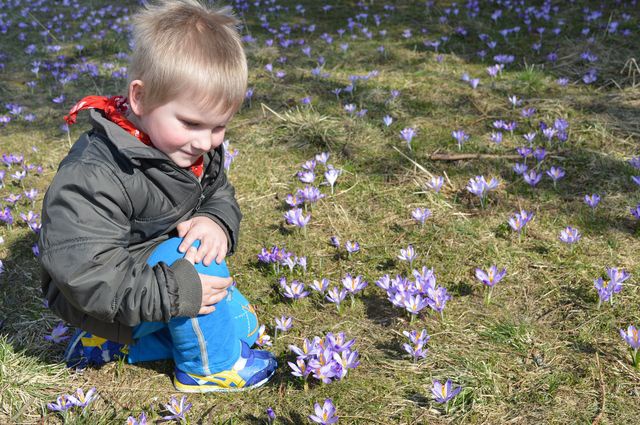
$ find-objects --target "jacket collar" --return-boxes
[88,108,222,173]
[89,109,168,164]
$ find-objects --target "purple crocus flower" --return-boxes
[309,399,338,424]
[631,204,640,219]
[521,107,536,118]
[162,396,192,422]
[24,188,38,201]
[451,129,469,149]
[620,325,640,367]
[559,226,581,244]
[426,286,450,314]
[594,277,613,304]
[533,147,547,162]
[67,387,97,409]
[620,325,640,350]
[344,240,360,253]
[326,286,347,310]
[606,267,630,296]
[546,166,566,186]
[628,157,640,169]
[44,322,70,343]
[490,132,503,144]
[431,379,462,403]
[382,115,393,127]
[0,207,13,226]
[325,167,342,194]
[398,245,417,267]
[513,162,528,175]
[425,176,444,193]
[297,185,325,204]
[311,278,330,293]
[288,357,310,378]
[411,207,431,225]
[523,132,536,144]
[584,194,600,209]
[341,274,367,294]
[47,395,74,412]
[266,407,276,424]
[298,170,315,184]
[275,316,293,333]
[315,152,330,164]
[126,412,148,425]
[516,146,532,158]
[466,176,499,206]
[400,127,417,150]
[284,208,311,228]
[523,169,542,187]
[280,278,309,299]
[329,236,340,248]
[475,266,506,287]
[285,193,303,208]
[508,210,534,234]
[404,294,429,315]
[256,324,273,347]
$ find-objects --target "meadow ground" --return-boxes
[0,0,639,424]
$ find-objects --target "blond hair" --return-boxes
[128,0,247,112]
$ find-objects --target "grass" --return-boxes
[1,0,640,423]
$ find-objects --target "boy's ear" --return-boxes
[128,80,144,115]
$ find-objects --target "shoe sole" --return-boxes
[173,368,276,393]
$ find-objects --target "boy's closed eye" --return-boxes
[180,119,226,132]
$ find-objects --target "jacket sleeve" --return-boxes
[39,160,202,327]
[192,167,242,255]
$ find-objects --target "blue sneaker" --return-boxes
[173,341,277,393]
[63,329,128,368]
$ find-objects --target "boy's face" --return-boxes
[130,84,235,168]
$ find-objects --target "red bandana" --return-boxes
[65,95,204,177]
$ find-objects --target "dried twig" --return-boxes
[592,352,606,425]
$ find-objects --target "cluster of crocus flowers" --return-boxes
[475,265,506,304]
[402,329,430,362]
[257,245,305,274]
[593,267,630,307]
[288,332,360,386]
[47,387,97,413]
[466,175,499,208]
[377,266,451,320]
[508,209,534,239]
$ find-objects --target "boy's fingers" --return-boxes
[204,289,227,305]
[198,305,215,315]
[215,250,225,265]
[184,246,197,264]
[176,220,191,237]
[179,235,198,253]
[201,275,233,289]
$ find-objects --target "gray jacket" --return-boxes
[39,109,242,344]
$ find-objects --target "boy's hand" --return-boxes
[184,247,233,315]
[177,216,228,266]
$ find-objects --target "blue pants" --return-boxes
[127,238,259,376]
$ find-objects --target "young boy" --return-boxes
[38,0,276,392]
